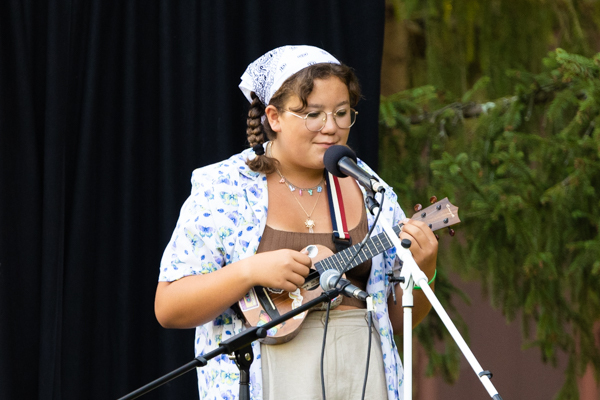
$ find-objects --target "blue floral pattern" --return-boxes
[159,145,406,399]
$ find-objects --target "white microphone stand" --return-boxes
[373,205,503,400]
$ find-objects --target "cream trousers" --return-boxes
[261,309,387,400]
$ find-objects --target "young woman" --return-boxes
[155,45,438,400]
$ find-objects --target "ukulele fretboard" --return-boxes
[301,224,403,288]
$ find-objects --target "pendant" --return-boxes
[307,189,313,196]
[279,177,286,184]
[305,218,315,233]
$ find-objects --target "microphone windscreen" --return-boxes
[323,145,357,177]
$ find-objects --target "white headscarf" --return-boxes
[239,45,340,105]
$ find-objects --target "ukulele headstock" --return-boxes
[387,196,460,296]
[410,197,460,234]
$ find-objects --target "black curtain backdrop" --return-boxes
[0,1,385,399]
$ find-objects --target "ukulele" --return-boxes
[238,197,460,345]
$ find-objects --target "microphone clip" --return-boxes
[320,269,369,302]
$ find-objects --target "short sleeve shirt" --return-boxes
[159,146,407,400]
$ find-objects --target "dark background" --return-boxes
[0,1,385,399]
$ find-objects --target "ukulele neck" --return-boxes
[314,224,402,275]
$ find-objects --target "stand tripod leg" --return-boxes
[419,283,503,399]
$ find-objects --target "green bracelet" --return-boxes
[414,269,437,290]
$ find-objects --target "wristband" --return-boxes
[414,269,437,290]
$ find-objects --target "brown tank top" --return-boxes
[257,207,372,308]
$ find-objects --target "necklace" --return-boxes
[276,168,323,232]
[275,169,325,196]
[289,186,322,233]
[267,141,324,232]
[268,141,325,196]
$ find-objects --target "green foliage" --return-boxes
[392,0,600,98]
[380,48,600,399]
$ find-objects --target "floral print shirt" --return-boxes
[159,146,406,400]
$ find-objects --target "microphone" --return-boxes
[323,145,385,193]
[319,269,369,302]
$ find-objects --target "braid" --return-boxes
[246,92,278,174]
[246,93,266,147]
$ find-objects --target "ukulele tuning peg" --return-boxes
[448,227,455,237]
[414,204,423,212]
[429,196,437,204]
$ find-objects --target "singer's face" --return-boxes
[268,77,352,171]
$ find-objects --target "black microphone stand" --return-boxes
[117,287,344,400]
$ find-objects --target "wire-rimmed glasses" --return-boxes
[284,108,358,132]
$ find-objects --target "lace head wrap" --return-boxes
[239,45,341,105]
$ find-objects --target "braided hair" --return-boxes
[245,93,278,173]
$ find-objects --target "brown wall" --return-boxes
[414,273,569,400]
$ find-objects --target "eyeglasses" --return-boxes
[284,108,358,132]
